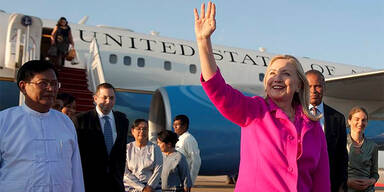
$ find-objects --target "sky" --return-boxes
[2,0,383,69]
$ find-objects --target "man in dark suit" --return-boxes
[72,83,129,192]
[306,70,348,192]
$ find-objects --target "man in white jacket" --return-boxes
[173,114,201,185]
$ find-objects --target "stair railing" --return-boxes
[87,38,106,93]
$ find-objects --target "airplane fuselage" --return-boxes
[0,12,383,178]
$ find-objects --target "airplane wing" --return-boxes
[323,70,384,120]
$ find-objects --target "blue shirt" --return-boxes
[0,104,85,192]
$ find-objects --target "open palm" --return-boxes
[194,2,216,40]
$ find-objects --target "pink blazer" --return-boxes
[201,71,330,192]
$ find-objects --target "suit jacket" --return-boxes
[72,109,129,192]
[323,104,348,192]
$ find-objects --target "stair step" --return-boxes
[77,106,94,112]
[57,67,94,113]
[74,96,94,102]
[59,87,92,93]
[58,72,86,80]
[59,77,88,84]
[60,67,86,72]
[60,83,89,90]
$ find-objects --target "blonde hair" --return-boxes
[263,55,318,121]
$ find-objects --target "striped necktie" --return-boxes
[103,116,113,154]
[311,106,318,115]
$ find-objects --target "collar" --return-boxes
[22,103,50,117]
[309,102,324,115]
[266,97,279,112]
[178,131,190,139]
[347,133,365,145]
[347,133,366,153]
[96,106,113,119]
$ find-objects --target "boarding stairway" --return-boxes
[3,13,105,112]
[56,38,105,112]
[58,67,94,112]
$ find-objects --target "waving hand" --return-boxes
[194,2,216,40]
[194,2,218,80]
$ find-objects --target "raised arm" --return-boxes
[196,2,265,127]
[194,2,217,81]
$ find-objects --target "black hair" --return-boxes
[131,119,148,129]
[56,17,68,26]
[157,130,178,148]
[16,60,57,90]
[95,83,115,94]
[174,114,189,130]
[57,92,76,106]
[305,69,325,85]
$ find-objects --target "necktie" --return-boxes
[103,116,113,154]
[311,107,318,115]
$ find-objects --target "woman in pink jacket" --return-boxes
[194,2,330,192]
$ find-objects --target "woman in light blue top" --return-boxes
[124,119,163,192]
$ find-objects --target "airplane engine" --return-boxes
[149,85,241,175]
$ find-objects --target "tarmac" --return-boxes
[192,175,384,192]
[192,175,234,192]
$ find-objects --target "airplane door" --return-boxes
[4,14,42,69]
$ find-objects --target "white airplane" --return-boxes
[0,12,383,181]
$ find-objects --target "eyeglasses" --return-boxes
[28,80,61,89]
[134,127,148,131]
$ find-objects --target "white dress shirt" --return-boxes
[0,104,84,192]
[309,102,325,132]
[175,131,201,184]
[96,107,117,144]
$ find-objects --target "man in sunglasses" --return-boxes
[0,60,84,191]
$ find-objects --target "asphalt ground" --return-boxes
[191,175,384,192]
